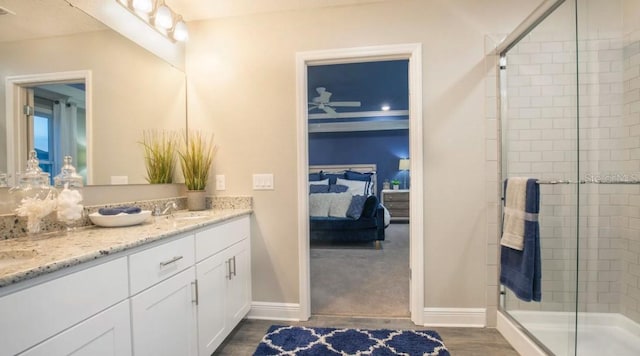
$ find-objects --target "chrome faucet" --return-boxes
[154,201,178,216]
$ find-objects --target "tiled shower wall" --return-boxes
[500,29,640,323]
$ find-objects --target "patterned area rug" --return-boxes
[253,325,450,355]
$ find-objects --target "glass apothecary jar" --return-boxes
[54,156,84,231]
[10,151,58,234]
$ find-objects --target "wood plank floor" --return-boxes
[212,316,520,355]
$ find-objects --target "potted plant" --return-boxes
[139,130,178,184]
[178,130,217,210]
[391,179,400,190]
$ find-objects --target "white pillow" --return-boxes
[311,178,329,185]
[329,193,353,218]
[309,193,331,217]
[336,178,368,196]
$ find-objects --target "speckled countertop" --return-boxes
[0,208,252,288]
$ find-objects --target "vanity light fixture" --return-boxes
[117,0,189,42]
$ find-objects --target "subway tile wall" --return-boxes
[500,30,640,323]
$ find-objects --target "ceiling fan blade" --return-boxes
[323,106,337,115]
[328,101,361,107]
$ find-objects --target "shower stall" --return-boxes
[497,0,640,355]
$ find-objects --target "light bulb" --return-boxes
[132,0,153,13]
[155,5,173,29]
[173,20,189,42]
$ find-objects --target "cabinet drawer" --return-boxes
[0,257,128,356]
[385,201,409,210]
[384,192,409,201]
[129,235,195,295]
[390,209,410,218]
[195,216,250,262]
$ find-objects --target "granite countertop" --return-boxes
[0,208,252,288]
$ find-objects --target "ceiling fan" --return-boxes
[308,87,361,115]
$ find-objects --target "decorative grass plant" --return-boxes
[178,130,217,191]
[139,130,178,184]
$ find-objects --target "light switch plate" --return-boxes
[216,175,225,190]
[110,176,128,185]
[253,174,274,190]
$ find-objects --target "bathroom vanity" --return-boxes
[0,210,251,356]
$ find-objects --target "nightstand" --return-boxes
[381,189,410,222]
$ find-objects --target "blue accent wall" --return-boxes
[309,130,409,197]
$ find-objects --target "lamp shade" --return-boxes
[173,20,189,41]
[399,158,410,171]
[155,5,173,29]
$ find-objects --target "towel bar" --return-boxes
[535,180,639,185]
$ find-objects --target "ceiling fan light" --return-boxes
[132,0,153,13]
[155,5,173,29]
[173,20,189,41]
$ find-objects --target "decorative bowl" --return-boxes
[89,210,152,228]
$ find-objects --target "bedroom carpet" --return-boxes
[310,223,410,317]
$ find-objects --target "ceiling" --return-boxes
[166,0,393,22]
[0,0,393,43]
[0,0,106,43]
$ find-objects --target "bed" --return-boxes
[308,164,388,248]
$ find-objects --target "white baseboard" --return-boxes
[422,308,486,327]
[247,302,301,321]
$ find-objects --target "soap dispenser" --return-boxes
[54,156,84,231]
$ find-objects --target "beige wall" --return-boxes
[0,30,186,185]
[186,0,538,310]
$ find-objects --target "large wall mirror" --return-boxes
[0,0,187,186]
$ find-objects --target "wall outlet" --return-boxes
[252,174,274,190]
[110,176,128,185]
[216,175,226,190]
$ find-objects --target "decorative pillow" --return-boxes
[345,171,373,182]
[324,173,345,185]
[309,184,329,194]
[328,184,349,193]
[309,171,324,181]
[328,193,353,218]
[309,193,331,217]
[312,178,329,185]
[336,177,368,196]
[346,195,368,219]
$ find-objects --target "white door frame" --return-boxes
[5,70,93,185]
[295,43,424,325]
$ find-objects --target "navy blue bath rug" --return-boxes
[253,325,450,355]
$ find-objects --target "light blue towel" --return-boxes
[499,178,541,302]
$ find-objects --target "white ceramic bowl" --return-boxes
[89,210,152,228]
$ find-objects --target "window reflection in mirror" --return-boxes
[29,83,87,184]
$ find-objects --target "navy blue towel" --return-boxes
[499,178,541,302]
[98,206,142,215]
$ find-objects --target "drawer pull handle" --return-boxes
[226,259,231,280]
[159,255,183,268]
[232,256,237,277]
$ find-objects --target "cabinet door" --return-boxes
[226,239,252,327]
[19,301,131,356]
[196,251,229,356]
[131,267,197,356]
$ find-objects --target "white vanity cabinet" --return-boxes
[195,216,251,356]
[128,235,197,356]
[0,257,130,356]
[18,300,132,356]
[0,213,251,356]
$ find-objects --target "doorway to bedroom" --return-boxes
[306,58,411,318]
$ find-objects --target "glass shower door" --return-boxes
[500,0,580,354]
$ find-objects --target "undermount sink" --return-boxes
[169,211,212,221]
